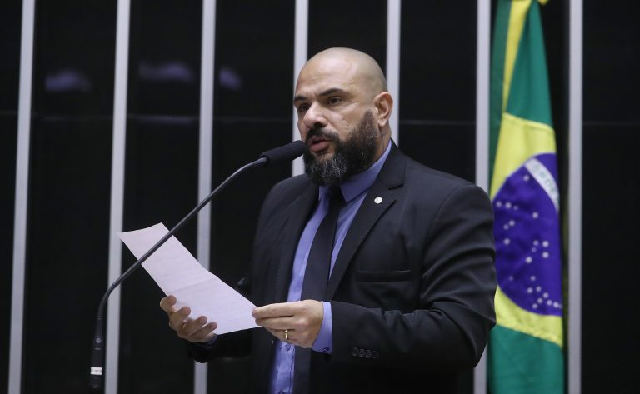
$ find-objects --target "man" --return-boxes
[160,47,497,393]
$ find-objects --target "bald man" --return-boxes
[160,47,497,394]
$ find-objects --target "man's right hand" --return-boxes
[159,295,217,343]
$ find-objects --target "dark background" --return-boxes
[1,0,638,393]
[581,2,640,393]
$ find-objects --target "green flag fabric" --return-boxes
[487,1,564,393]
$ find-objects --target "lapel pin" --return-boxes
[374,197,382,204]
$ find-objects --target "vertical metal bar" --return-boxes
[106,0,131,392]
[292,0,308,177]
[194,0,217,393]
[8,0,36,392]
[474,0,491,195]
[568,0,582,392]
[386,0,401,144]
[473,0,491,392]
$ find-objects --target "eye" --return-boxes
[296,103,309,113]
[328,96,343,105]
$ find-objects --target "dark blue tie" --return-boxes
[300,188,345,301]
[293,187,345,393]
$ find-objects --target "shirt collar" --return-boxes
[318,140,392,203]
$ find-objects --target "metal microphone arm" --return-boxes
[89,156,266,390]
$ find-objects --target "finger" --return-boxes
[285,332,297,345]
[255,316,294,330]
[181,316,209,337]
[188,322,217,343]
[159,296,177,313]
[283,329,298,345]
[168,307,191,331]
[252,302,297,319]
[264,327,283,337]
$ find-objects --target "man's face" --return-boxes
[302,111,379,186]
[293,56,382,185]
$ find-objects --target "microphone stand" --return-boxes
[89,156,268,390]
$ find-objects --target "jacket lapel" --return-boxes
[325,146,406,299]
[272,183,317,303]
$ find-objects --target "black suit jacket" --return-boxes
[189,146,497,394]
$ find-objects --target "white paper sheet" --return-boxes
[118,223,257,335]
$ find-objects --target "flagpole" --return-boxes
[567,0,583,393]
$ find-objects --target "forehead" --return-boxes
[295,56,360,95]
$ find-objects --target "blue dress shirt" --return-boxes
[271,141,392,394]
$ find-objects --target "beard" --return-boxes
[303,110,379,186]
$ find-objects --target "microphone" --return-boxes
[89,140,305,390]
[258,140,305,166]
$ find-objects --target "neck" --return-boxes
[373,132,392,162]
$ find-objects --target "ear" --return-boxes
[373,92,393,128]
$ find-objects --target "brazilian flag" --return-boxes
[487,0,564,393]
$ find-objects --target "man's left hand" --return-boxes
[253,300,324,348]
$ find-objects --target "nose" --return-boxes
[301,103,328,131]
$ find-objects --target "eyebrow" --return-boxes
[293,87,346,105]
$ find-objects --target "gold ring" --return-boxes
[284,329,289,341]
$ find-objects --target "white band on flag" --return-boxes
[525,158,559,211]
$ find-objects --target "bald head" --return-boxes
[300,47,387,97]
[293,47,394,180]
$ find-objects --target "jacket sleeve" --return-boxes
[330,184,497,371]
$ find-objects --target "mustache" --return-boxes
[305,127,340,143]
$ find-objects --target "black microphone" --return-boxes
[89,141,305,390]
[259,140,305,166]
